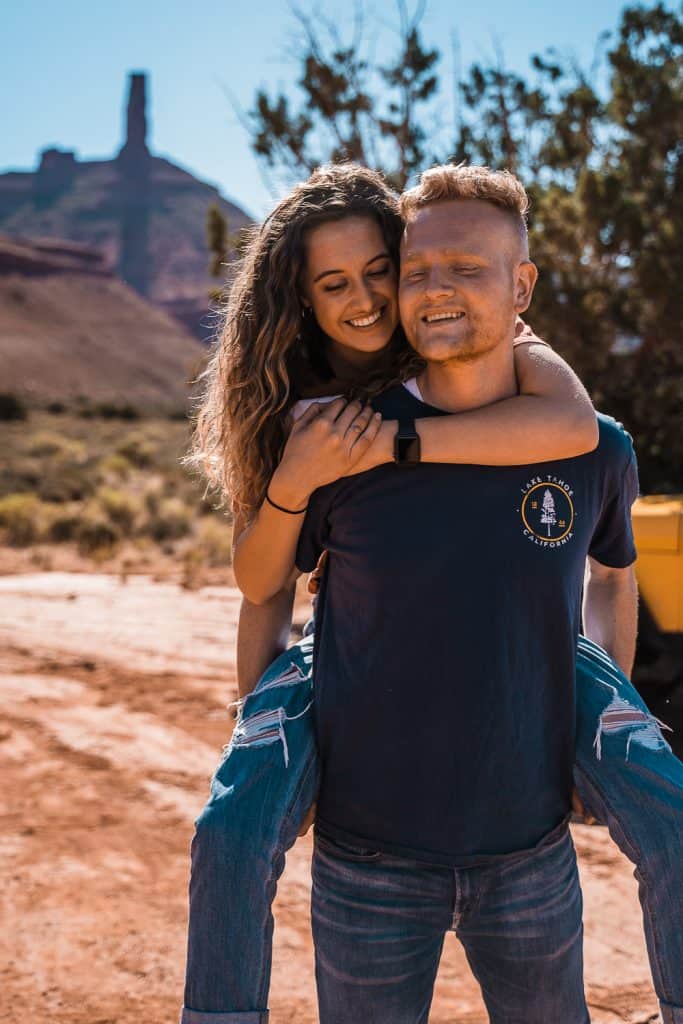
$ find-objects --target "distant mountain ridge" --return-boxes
[0,73,251,338]
[0,233,206,409]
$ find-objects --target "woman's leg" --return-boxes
[180,634,320,1024]
[573,634,683,1024]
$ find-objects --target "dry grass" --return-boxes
[0,409,232,576]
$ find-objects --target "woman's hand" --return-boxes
[268,398,382,510]
[233,400,380,606]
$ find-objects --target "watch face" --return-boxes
[396,434,421,464]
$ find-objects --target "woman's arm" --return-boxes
[236,584,297,698]
[232,397,381,604]
[234,329,597,604]
[353,333,598,472]
[417,339,598,464]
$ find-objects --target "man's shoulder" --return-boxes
[595,412,635,467]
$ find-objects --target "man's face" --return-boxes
[399,199,536,364]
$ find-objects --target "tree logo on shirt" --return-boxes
[519,479,575,547]
[540,490,557,534]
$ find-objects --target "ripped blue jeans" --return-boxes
[180,633,683,1024]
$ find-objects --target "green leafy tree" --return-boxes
[581,4,683,490]
[450,3,683,490]
[241,1,683,490]
[249,2,439,189]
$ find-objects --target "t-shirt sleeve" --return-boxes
[588,444,639,568]
[296,486,332,573]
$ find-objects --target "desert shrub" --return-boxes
[192,516,233,566]
[145,497,192,541]
[75,511,120,554]
[96,486,141,535]
[116,433,156,468]
[47,507,82,543]
[142,479,165,517]
[180,546,204,590]
[93,401,140,420]
[0,493,46,545]
[36,465,94,503]
[27,431,85,461]
[0,458,41,498]
[46,401,65,414]
[97,453,132,480]
[0,393,28,421]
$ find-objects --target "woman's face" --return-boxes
[300,216,399,366]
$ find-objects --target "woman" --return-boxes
[180,164,683,1024]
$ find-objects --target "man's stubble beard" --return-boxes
[412,321,501,367]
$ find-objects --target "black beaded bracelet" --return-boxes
[265,490,309,515]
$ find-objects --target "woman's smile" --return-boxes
[302,216,399,358]
[346,306,387,329]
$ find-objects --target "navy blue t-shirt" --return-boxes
[296,384,638,866]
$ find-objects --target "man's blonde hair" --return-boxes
[400,164,530,235]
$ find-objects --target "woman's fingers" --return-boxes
[289,397,379,471]
[349,411,382,453]
[318,397,349,422]
[344,405,377,446]
[336,401,378,444]
[294,397,348,433]
[343,402,373,440]
[332,399,364,436]
[290,401,325,432]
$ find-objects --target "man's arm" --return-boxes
[236,579,297,698]
[582,557,639,676]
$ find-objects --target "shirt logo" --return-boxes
[519,477,575,548]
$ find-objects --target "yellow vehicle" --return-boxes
[631,496,683,757]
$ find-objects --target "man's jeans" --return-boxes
[180,633,683,1024]
[312,821,587,1023]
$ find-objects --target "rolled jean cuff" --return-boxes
[180,1009,269,1024]
[661,1003,683,1024]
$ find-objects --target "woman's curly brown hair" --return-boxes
[187,163,422,521]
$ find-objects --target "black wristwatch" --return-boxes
[394,419,421,465]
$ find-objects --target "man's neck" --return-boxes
[416,342,517,413]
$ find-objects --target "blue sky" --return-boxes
[2,0,647,219]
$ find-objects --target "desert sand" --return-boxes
[0,572,661,1023]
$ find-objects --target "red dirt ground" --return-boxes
[0,572,661,1023]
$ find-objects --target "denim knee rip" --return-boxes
[576,634,674,762]
[226,655,314,768]
[228,704,312,767]
[593,686,673,761]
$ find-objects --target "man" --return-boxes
[294,165,639,1021]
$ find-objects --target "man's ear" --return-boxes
[514,260,538,314]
